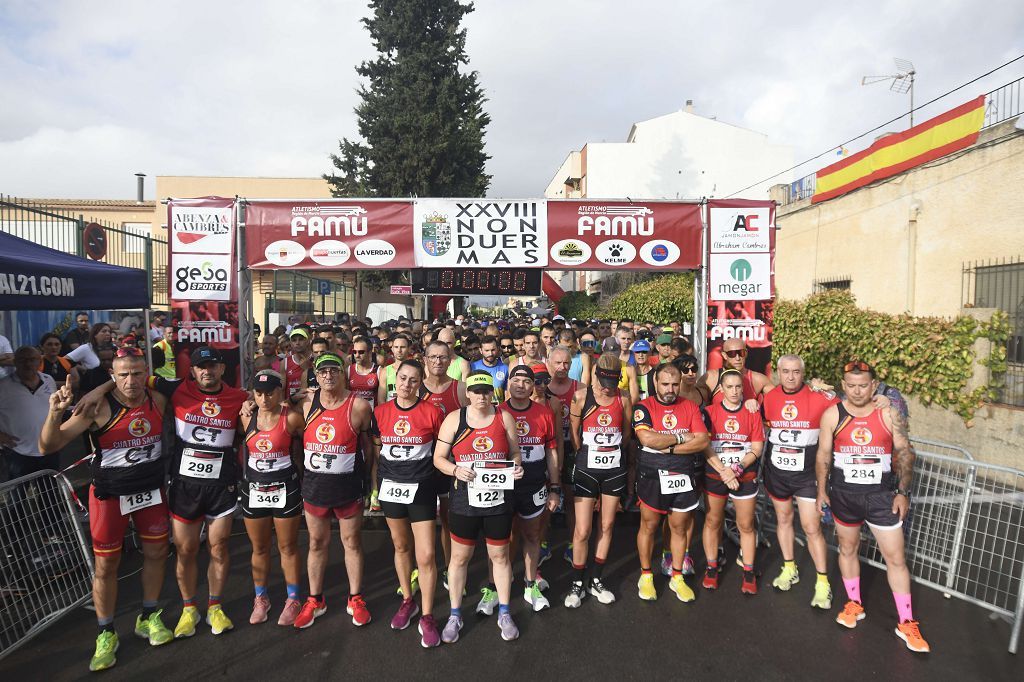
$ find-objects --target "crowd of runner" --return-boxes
[31,312,928,671]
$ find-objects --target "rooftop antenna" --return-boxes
[862,58,916,127]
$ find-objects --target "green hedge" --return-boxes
[773,291,1009,422]
[604,273,694,323]
[557,291,601,321]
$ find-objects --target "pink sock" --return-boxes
[843,577,861,603]
[893,592,914,622]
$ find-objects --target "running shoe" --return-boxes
[772,564,800,591]
[173,606,201,639]
[397,568,420,597]
[895,620,930,653]
[498,613,520,641]
[811,581,833,610]
[134,609,172,646]
[89,630,119,672]
[563,543,574,564]
[637,573,658,601]
[836,600,866,629]
[249,595,271,625]
[206,605,234,635]
[524,582,550,611]
[660,551,672,577]
[536,571,550,592]
[277,598,302,626]
[741,570,758,595]
[669,574,695,603]
[681,553,695,576]
[390,598,419,630]
[294,596,326,629]
[370,488,381,512]
[347,595,372,626]
[538,541,551,567]
[441,614,463,644]
[589,578,616,604]
[717,546,726,568]
[564,580,586,608]
[419,615,441,648]
[702,566,720,590]
[476,586,498,616]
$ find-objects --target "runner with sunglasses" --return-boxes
[699,339,774,413]
[346,337,379,409]
[816,361,930,653]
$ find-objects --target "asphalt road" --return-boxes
[2,511,1022,681]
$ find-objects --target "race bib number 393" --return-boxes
[771,447,804,472]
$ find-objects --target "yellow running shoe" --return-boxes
[89,630,119,672]
[174,606,201,639]
[772,564,800,591]
[669,574,695,603]
[637,573,658,601]
[206,605,234,635]
[811,580,833,610]
[134,609,173,646]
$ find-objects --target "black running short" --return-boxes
[377,476,437,524]
[830,487,902,530]
[240,476,302,519]
[560,446,576,487]
[169,479,238,523]
[573,465,627,499]
[448,510,513,546]
[511,482,548,520]
[636,467,699,515]
[763,466,817,503]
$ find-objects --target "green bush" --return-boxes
[604,273,694,323]
[557,291,601,320]
[773,291,1010,423]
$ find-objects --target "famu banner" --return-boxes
[413,199,548,267]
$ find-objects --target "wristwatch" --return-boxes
[895,488,912,498]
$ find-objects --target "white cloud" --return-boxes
[0,0,1021,199]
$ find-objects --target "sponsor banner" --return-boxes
[414,199,547,267]
[169,300,241,387]
[390,285,412,295]
[169,198,235,254]
[170,253,233,302]
[705,199,776,376]
[244,200,413,270]
[547,201,701,270]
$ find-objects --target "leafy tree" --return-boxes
[326,0,491,198]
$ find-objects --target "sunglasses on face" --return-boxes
[500,345,514,352]
[723,349,747,359]
[679,366,697,374]
[844,361,872,373]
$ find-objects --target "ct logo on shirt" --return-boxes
[661,413,678,430]
[851,427,873,446]
[394,417,411,436]
[255,438,273,453]
[472,436,494,452]
[515,419,530,437]
[128,417,151,438]
[781,404,799,421]
[316,423,336,443]
[201,401,222,418]
[724,416,740,434]
[597,413,613,427]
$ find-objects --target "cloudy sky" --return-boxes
[1,0,1021,201]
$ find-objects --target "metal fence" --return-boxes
[962,256,1024,407]
[746,439,1024,653]
[0,470,94,661]
[0,194,167,307]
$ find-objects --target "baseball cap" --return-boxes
[314,353,344,370]
[190,346,223,366]
[509,365,535,381]
[656,333,673,345]
[290,327,310,339]
[253,370,283,392]
[630,340,652,353]
[552,314,565,321]
[530,363,551,383]
[465,373,495,393]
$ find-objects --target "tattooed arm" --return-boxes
[886,406,915,519]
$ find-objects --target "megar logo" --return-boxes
[730,258,752,281]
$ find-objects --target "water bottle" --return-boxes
[821,503,834,525]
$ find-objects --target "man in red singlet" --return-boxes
[40,349,172,672]
[698,338,773,412]
[817,361,930,653]
[544,346,577,563]
[292,352,374,630]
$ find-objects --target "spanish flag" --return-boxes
[812,95,986,204]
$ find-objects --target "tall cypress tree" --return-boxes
[326,0,491,198]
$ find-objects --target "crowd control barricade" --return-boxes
[749,438,1024,653]
[0,470,94,661]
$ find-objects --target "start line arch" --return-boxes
[165,197,775,387]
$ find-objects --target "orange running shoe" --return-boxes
[347,594,372,627]
[895,620,930,653]
[836,600,866,628]
[741,570,757,595]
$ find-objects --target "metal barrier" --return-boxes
[0,471,94,661]
[750,439,1024,653]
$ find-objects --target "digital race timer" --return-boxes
[411,268,543,296]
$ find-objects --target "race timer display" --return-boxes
[411,268,542,296]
